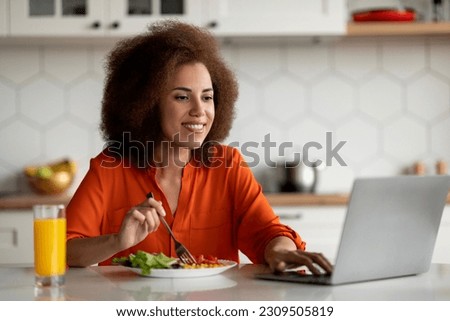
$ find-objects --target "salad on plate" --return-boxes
[113,251,230,276]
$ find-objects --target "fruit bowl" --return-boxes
[24,159,77,195]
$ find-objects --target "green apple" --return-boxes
[36,166,53,179]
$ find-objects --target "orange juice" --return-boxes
[34,218,66,277]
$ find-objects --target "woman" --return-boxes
[66,20,332,275]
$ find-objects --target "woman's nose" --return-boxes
[189,98,206,117]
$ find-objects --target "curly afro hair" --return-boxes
[100,20,238,168]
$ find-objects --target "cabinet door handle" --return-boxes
[206,21,218,29]
[91,21,101,29]
[278,213,302,220]
[110,21,120,29]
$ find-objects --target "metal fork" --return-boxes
[146,192,197,265]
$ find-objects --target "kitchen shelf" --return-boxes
[347,22,450,36]
[265,193,349,207]
[3,22,450,45]
[0,193,72,210]
[265,191,450,207]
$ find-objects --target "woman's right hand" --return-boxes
[116,197,166,251]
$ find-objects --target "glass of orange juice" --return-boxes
[33,204,66,287]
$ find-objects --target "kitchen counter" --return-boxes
[0,193,350,209]
[0,193,349,209]
[265,193,349,206]
[0,193,72,210]
[266,190,450,207]
[347,22,450,36]
[1,264,450,301]
[1,191,450,209]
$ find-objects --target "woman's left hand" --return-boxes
[264,236,333,275]
[266,249,333,275]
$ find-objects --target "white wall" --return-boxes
[0,36,449,194]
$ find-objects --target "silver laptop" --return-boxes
[256,175,450,285]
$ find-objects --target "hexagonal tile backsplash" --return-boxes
[0,36,449,195]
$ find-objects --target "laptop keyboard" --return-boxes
[292,273,332,284]
[256,271,332,285]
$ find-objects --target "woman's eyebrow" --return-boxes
[172,87,214,92]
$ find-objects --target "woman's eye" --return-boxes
[203,96,213,101]
[176,95,189,101]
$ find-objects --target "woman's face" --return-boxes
[159,62,215,149]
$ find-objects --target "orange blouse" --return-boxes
[66,145,305,265]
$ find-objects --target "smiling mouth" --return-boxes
[182,123,206,132]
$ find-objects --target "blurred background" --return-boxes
[0,0,449,196]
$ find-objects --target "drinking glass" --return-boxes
[33,204,66,287]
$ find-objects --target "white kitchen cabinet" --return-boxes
[238,206,345,264]
[108,0,205,37]
[9,0,206,37]
[10,0,105,36]
[205,0,346,37]
[0,0,7,36]
[0,210,33,265]
[274,206,346,263]
[433,206,450,264]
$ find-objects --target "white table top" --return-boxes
[1,264,450,301]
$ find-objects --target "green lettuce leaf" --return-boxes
[112,251,177,275]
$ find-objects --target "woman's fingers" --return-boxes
[128,196,166,232]
[132,206,160,233]
[145,197,166,217]
[129,208,146,224]
[118,197,166,250]
[273,250,334,275]
[311,252,333,273]
[296,252,333,274]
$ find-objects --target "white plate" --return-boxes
[126,260,237,278]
